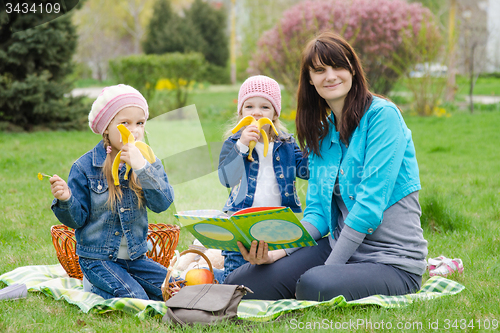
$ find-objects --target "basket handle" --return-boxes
[170,248,214,274]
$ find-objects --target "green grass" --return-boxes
[390,75,500,97]
[1,105,500,331]
[455,76,500,96]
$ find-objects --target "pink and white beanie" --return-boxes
[237,75,282,116]
[88,84,149,135]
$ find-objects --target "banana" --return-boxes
[111,124,156,186]
[231,116,278,161]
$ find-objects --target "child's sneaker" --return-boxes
[428,256,464,277]
[0,283,27,300]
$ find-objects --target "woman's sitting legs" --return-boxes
[296,262,422,302]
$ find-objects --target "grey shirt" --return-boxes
[328,180,428,275]
[287,181,427,276]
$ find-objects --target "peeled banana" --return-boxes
[111,124,156,186]
[231,116,278,161]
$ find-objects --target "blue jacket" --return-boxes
[218,131,309,213]
[303,96,421,236]
[51,141,174,261]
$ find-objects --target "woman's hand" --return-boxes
[237,240,286,265]
[239,125,261,147]
[49,174,71,201]
[120,143,146,170]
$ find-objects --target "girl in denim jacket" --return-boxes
[217,75,309,283]
[50,84,174,300]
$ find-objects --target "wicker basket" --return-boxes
[50,224,181,280]
[51,225,82,279]
[161,249,216,301]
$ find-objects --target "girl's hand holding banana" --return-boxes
[239,124,261,147]
[231,116,278,161]
[111,124,156,186]
[119,143,146,170]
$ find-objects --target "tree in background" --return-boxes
[0,3,88,130]
[142,0,194,54]
[390,19,445,116]
[457,1,489,113]
[74,0,155,81]
[185,0,228,68]
[143,0,229,83]
[250,0,440,97]
[235,0,302,81]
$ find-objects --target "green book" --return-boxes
[174,206,317,252]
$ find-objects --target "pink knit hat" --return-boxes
[88,84,149,135]
[237,75,281,116]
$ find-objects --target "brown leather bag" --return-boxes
[162,284,252,326]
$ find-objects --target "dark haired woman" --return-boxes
[225,31,427,302]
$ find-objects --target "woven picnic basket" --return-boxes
[50,224,180,279]
[161,248,217,301]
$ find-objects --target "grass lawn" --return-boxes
[390,75,500,96]
[1,99,500,331]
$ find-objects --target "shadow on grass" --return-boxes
[420,194,469,233]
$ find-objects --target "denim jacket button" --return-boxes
[285,192,289,197]
[349,196,354,200]
[279,174,284,179]
[108,254,113,259]
[276,156,280,161]
[97,184,102,190]
[115,231,120,236]
[340,169,344,175]
[120,207,125,212]
[367,228,374,233]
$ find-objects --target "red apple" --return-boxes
[185,268,214,286]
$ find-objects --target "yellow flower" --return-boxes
[38,172,51,180]
[281,110,297,121]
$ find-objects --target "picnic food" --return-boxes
[184,268,214,286]
[111,124,156,185]
[231,116,278,161]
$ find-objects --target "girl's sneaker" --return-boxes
[428,256,464,277]
[0,283,27,300]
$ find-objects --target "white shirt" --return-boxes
[251,142,281,207]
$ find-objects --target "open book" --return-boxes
[174,206,317,251]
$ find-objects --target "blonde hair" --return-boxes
[102,134,144,209]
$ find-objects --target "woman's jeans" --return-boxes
[225,237,421,301]
[79,255,168,301]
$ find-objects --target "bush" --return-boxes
[250,0,440,96]
[109,53,207,113]
[204,64,231,85]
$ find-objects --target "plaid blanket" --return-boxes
[0,264,465,321]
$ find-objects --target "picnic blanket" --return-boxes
[0,264,465,321]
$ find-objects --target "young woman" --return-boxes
[224,32,428,302]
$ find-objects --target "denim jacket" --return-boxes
[303,96,421,236]
[51,141,174,261]
[218,131,309,213]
